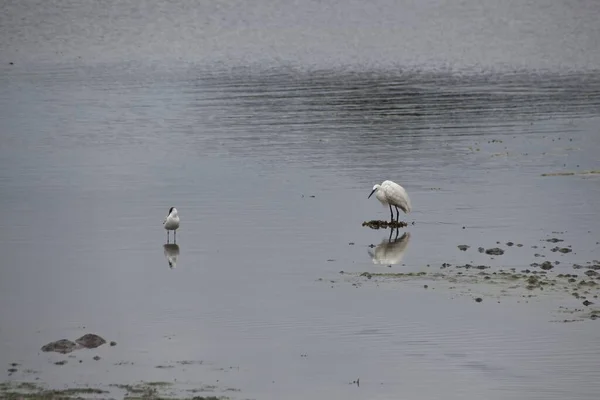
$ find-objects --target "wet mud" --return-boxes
[338,233,600,322]
[0,380,230,399]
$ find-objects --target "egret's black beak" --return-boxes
[368,188,376,199]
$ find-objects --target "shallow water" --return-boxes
[1,1,600,399]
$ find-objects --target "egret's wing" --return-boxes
[383,182,412,213]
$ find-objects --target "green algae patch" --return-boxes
[360,271,426,279]
[362,220,409,229]
[0,382,108,399]
[541,170,600,177]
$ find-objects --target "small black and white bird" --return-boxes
[163,207,180,243]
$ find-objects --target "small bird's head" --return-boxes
[168,207,178,217]
[368,184,380,199]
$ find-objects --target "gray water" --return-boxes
[1,1,600,399]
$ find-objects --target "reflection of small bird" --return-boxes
[368,180,412,222]
[163,207,180,243]
[368,231,411,265]
[163,244,180,269]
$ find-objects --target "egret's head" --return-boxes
[368,184,380,199]
[168,207,178,217]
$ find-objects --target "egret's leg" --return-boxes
[394,227,400,240]
[389,204,394,222]
[388,227,394,241]
[395,206,400,222]
[174,230,176,243]
[167,231,170,244]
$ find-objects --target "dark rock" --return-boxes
[41,339,77,354]
[516,244,523,247]
[475,297,483,303]
[478,247,485,253]
[485,248,504,256]
[54,360,67,365]
[540,261,554,270]
[93,356,101,361]
[360,272,372,279]
[551,246,572,253]
[458,245,470,251]
[423,285,428,289]
[506,242,514,246]
[585,270,599,277]
[75,334,106,349]
[546,238,564,243]
[583,300,594,306]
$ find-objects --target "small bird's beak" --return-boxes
[368,188,376,199]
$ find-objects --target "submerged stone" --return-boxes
[485,248,504,256]
[41,339,77,354]
[75,334,106,349]
[540,261,554,270]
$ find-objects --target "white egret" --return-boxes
[163,243,180,269]
[163,207,180,243]
[368,180,412,222]
[368,231,411,266]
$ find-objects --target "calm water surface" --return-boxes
[1,1,600,399]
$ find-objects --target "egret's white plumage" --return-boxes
[368,180,412,221]
[368,231,411,266]
[163,243,180,269]
[163,207,180,243]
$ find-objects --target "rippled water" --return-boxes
[1,1,600,399]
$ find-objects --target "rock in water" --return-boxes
[485,248,504,256]
[41,339,77,354]
[75,334,106,349]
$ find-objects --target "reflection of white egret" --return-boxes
[368,180,412,222]
[368,231,411,266]
[163,244,180,269]
[163,207,180,243]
